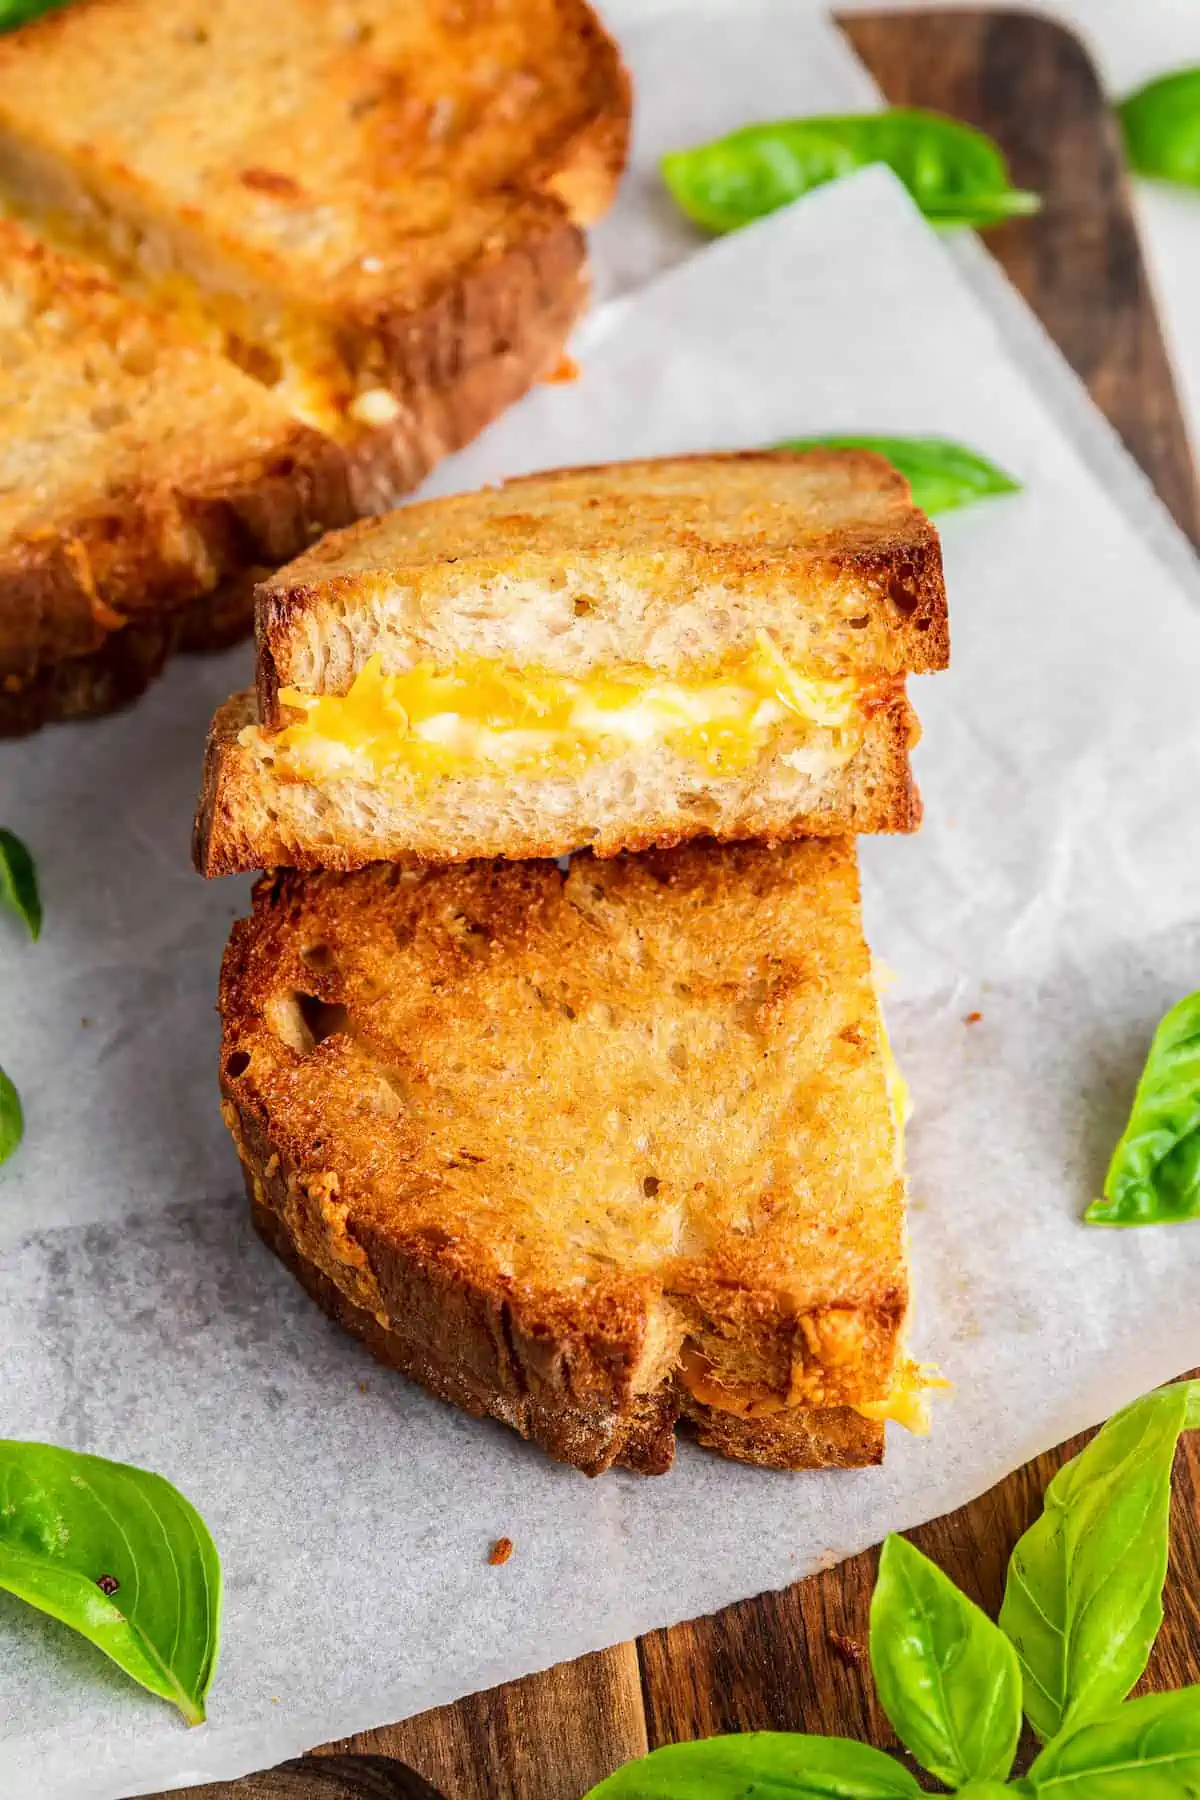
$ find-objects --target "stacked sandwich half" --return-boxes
[195,451,950,1476]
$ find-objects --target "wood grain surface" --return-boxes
[147,13,1200,1799]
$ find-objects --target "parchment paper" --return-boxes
[4,9,1200,1796]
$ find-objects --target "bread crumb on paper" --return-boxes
[544,354,580,384]
[488,1536,514,1566]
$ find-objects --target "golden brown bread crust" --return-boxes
[0,0,627,432]
[0,571,277,737]
[0,4,628,727]
[335,235,589,516]
[217,843,909,1474]
[0,217,358,716]
[250,1188,882,1474]
[254,450,948,720]
[193,683,923,876]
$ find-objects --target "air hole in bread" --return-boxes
[224,334,284,389]
[887,571,920,616]
[300,943,336,972]
[848,615,869,629]
[225,1050,251,1079]
[297,993,352,1045]
[269,989,351,1054]
[643,1174,660,1196]
[573,595,595,617]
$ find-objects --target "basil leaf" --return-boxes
[957,1787,1022,1799]
[661,111,1040,235]
[1028,1686,1200,1794]
[0,0,70,26]
[584,1734,922,1797]
[0,1441,222,1723]
[999,1382,1194,1743]
[1086,992,1200,1226]
[870,1534,1021,1786]
[776,435,1020,516]
[0,829,41,941]
[0,1066,22,1167]
[1120,69,1200,190]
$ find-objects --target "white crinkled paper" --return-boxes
[3,9,1200,1796]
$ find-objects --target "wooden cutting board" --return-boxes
[153,13,1200,1799]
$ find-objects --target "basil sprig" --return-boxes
[1028,1687,1200,1794]
[0,828,41,941]
[1000,1381,1195,1742]
[776,435,1020,516]
[661,111,1040,236]
[587,1381,1200,1798]
[0,1442,222,1723]
[581,1733,920,1796]
[0,0,69,26]
[871,1535,1021,1786]
[1085,992,1200,1226]
[0,1067,21,1166]
[1120,68,1200,190]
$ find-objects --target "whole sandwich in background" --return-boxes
[196,452,947,873]
[199,449,949,1475]
[0,0,629,731]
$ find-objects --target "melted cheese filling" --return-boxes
[680,1350,948,1436]
[265,635,867,784]
[853,1360,951,1435]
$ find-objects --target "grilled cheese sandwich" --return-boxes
[195,452,948,874]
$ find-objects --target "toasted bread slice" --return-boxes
[218,839,912,1475]
[0,0,628,508]
[196,679,921,872]
[195,452,945,872]
[0,218,358,728]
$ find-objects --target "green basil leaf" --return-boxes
[0,0,70,27]
[1085,992,1200,1226]
[0,1441,222,1723]
[999,1382,1194,1743]
[1120,69,1200,190]
[0,829,41,941]
[584,1734,922,1798]
[661,111,1040,235]
[776,435,1020,515]
[1028,1686,1200,1794]
[0,1066,22,1167]
[869,1534,1021,1786]
[957,1786,1022,1799]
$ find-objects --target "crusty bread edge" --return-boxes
[238,1125,885,1477]
[0,567,264,736]
[528,4,631,226]
[1,419,354,693]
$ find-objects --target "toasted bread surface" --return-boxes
[0,0,627,431]
[218,841,909,1473]
[194,682,922,874]
[254,452,948,714]
[0,218,356,702]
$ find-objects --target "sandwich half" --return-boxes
[0,217,355,735]
[217,836,933,1474]
[196,452,948,873]
[0,0,628,513]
